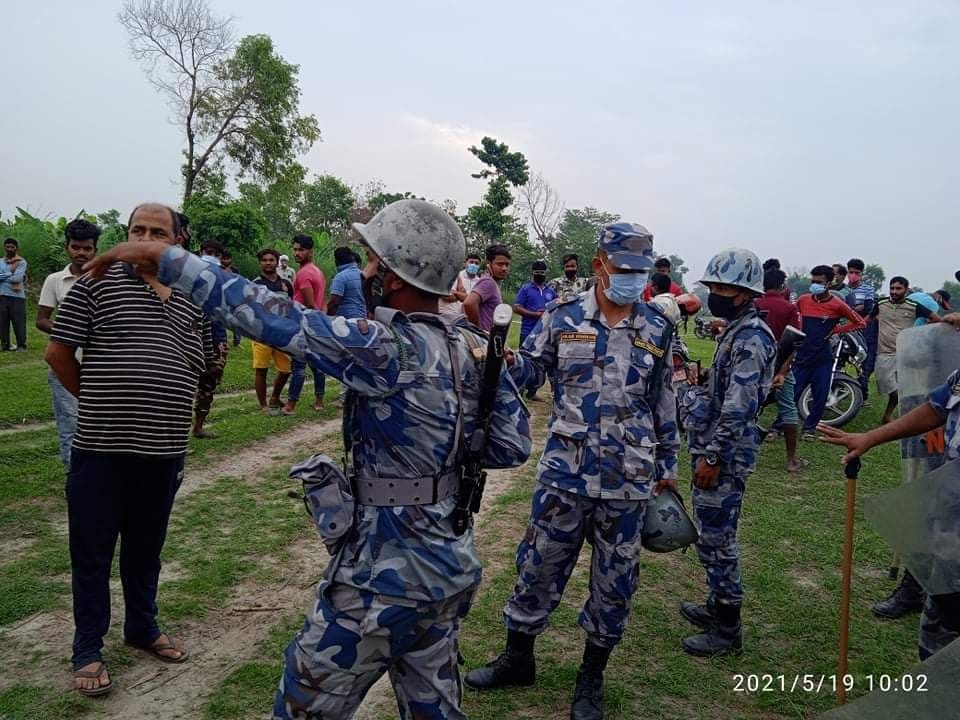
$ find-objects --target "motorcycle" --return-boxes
[797,332,866,427]
[694,316,715,340]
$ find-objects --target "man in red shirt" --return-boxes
[793,265,866,439]
[642,256,682,301]
[755,269,806,471]
[283,234,327,414]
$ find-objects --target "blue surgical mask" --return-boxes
[809,283,826,295]
[466,262,479,275]
[602,259,647,305]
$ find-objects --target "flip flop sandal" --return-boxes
[126,636,190,664]
[74,661,113,697]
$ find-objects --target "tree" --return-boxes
[297,175,354,238]
[550,207,620,273]
[785,270,809,299]
[863,264,885,290]
[940,279,960,301]
[182,197,268,255]
[466,137,529,242]
[518,171,564,245]
[120,0,320,204]
[238,163,307,241]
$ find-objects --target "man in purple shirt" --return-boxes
[464,244,511,331]
[513,260,557,401]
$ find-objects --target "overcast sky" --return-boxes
[2,0,958,289]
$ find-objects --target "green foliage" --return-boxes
[367,190,421,213]
[785,270,809,297]
[297,175,354,238]
[941,279,960,299]
[466,137,529,243]
[238,163,307,240]
[548,207,620,272]
[183,197,269,257]
[863,263,886,290]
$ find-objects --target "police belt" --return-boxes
[350,469,460,507]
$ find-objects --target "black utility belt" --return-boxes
[351,471,459,507]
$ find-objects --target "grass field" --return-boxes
[0,321,924,720]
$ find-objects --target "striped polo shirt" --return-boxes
[50,262,213,457]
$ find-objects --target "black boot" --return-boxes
[872,570,925,619]
[464,630,536,690]
[570,643,610,720]
[682,600,743,657]
[680,594,717,629]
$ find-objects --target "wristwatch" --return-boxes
[704,453,720,467]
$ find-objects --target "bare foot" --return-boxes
[74,661,112,696]
[787,458,810,473]
[281,402,297,416]
[313,399,325,412]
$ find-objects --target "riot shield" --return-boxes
[896,324,960,484]
[864,459,960,595]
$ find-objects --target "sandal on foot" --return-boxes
[127,634,189,664]
[74,661,113,697]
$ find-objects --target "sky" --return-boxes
[2,0,958,289]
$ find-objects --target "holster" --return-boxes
[290,454,355,556]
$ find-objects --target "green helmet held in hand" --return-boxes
[641,488,699,553]
[352,199,466,296]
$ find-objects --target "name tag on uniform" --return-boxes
[560,332,597,343]
[633,337,664,357]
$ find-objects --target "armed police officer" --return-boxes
[83,200,532,720]
[678,249,776,657]
[465,223,680,720]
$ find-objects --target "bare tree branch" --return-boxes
[519,171,565,246]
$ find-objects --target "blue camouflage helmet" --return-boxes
[699,248,764,295]
[598,222,655,270]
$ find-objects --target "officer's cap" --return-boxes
[598,222,655,271]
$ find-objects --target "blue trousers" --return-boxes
[288,359,325,402]
[67,450,183,669]
[48,370,78,467]
[793,361,832,432]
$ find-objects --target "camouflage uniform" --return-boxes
[194,328,228,421]
[682,308,776,603]
[504,248,679,647]
[547,274,594,300]
[919,368,960,660]
[156,246,532,720]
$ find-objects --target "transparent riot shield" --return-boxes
[896,324,960,483]
[864,459,960,595]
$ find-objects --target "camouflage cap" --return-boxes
[598,222,655,270]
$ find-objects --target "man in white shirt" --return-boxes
[439,252,482,316]
[36,219,100,470]
[278,254,296,284]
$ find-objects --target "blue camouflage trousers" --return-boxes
[274,581,474,720]
[504,484,646,648]
[919,593,960,662]
[691,461,746,604]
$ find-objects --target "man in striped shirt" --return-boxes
[45,203,211,697]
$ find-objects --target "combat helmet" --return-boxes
[352,199,466,295]
[699,249,764,295]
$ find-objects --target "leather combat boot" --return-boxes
[872,570,925,619]
[570,642,610,720]
[682,600,743,657]
[680,594,717,629]
[464,630,536,690]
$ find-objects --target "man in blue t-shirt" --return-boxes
[327,247,367,320]
[513,260,557,401]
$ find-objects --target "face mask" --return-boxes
[847,272,861,284]
[707,293,740,319]
[362,263,390,312]
[600,259,646,306]
[809,283,826,295]
[565,269,578,280]
[533,273,546,284]
[466,263,479,275]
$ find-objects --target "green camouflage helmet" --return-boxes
[699,248,764,295]
[352,199,466,296]
[641,488,699,553]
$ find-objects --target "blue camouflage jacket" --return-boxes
[510,288,679,500]
[929,369,960,462]
[682,306,776,472]
[158,247,532,602]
